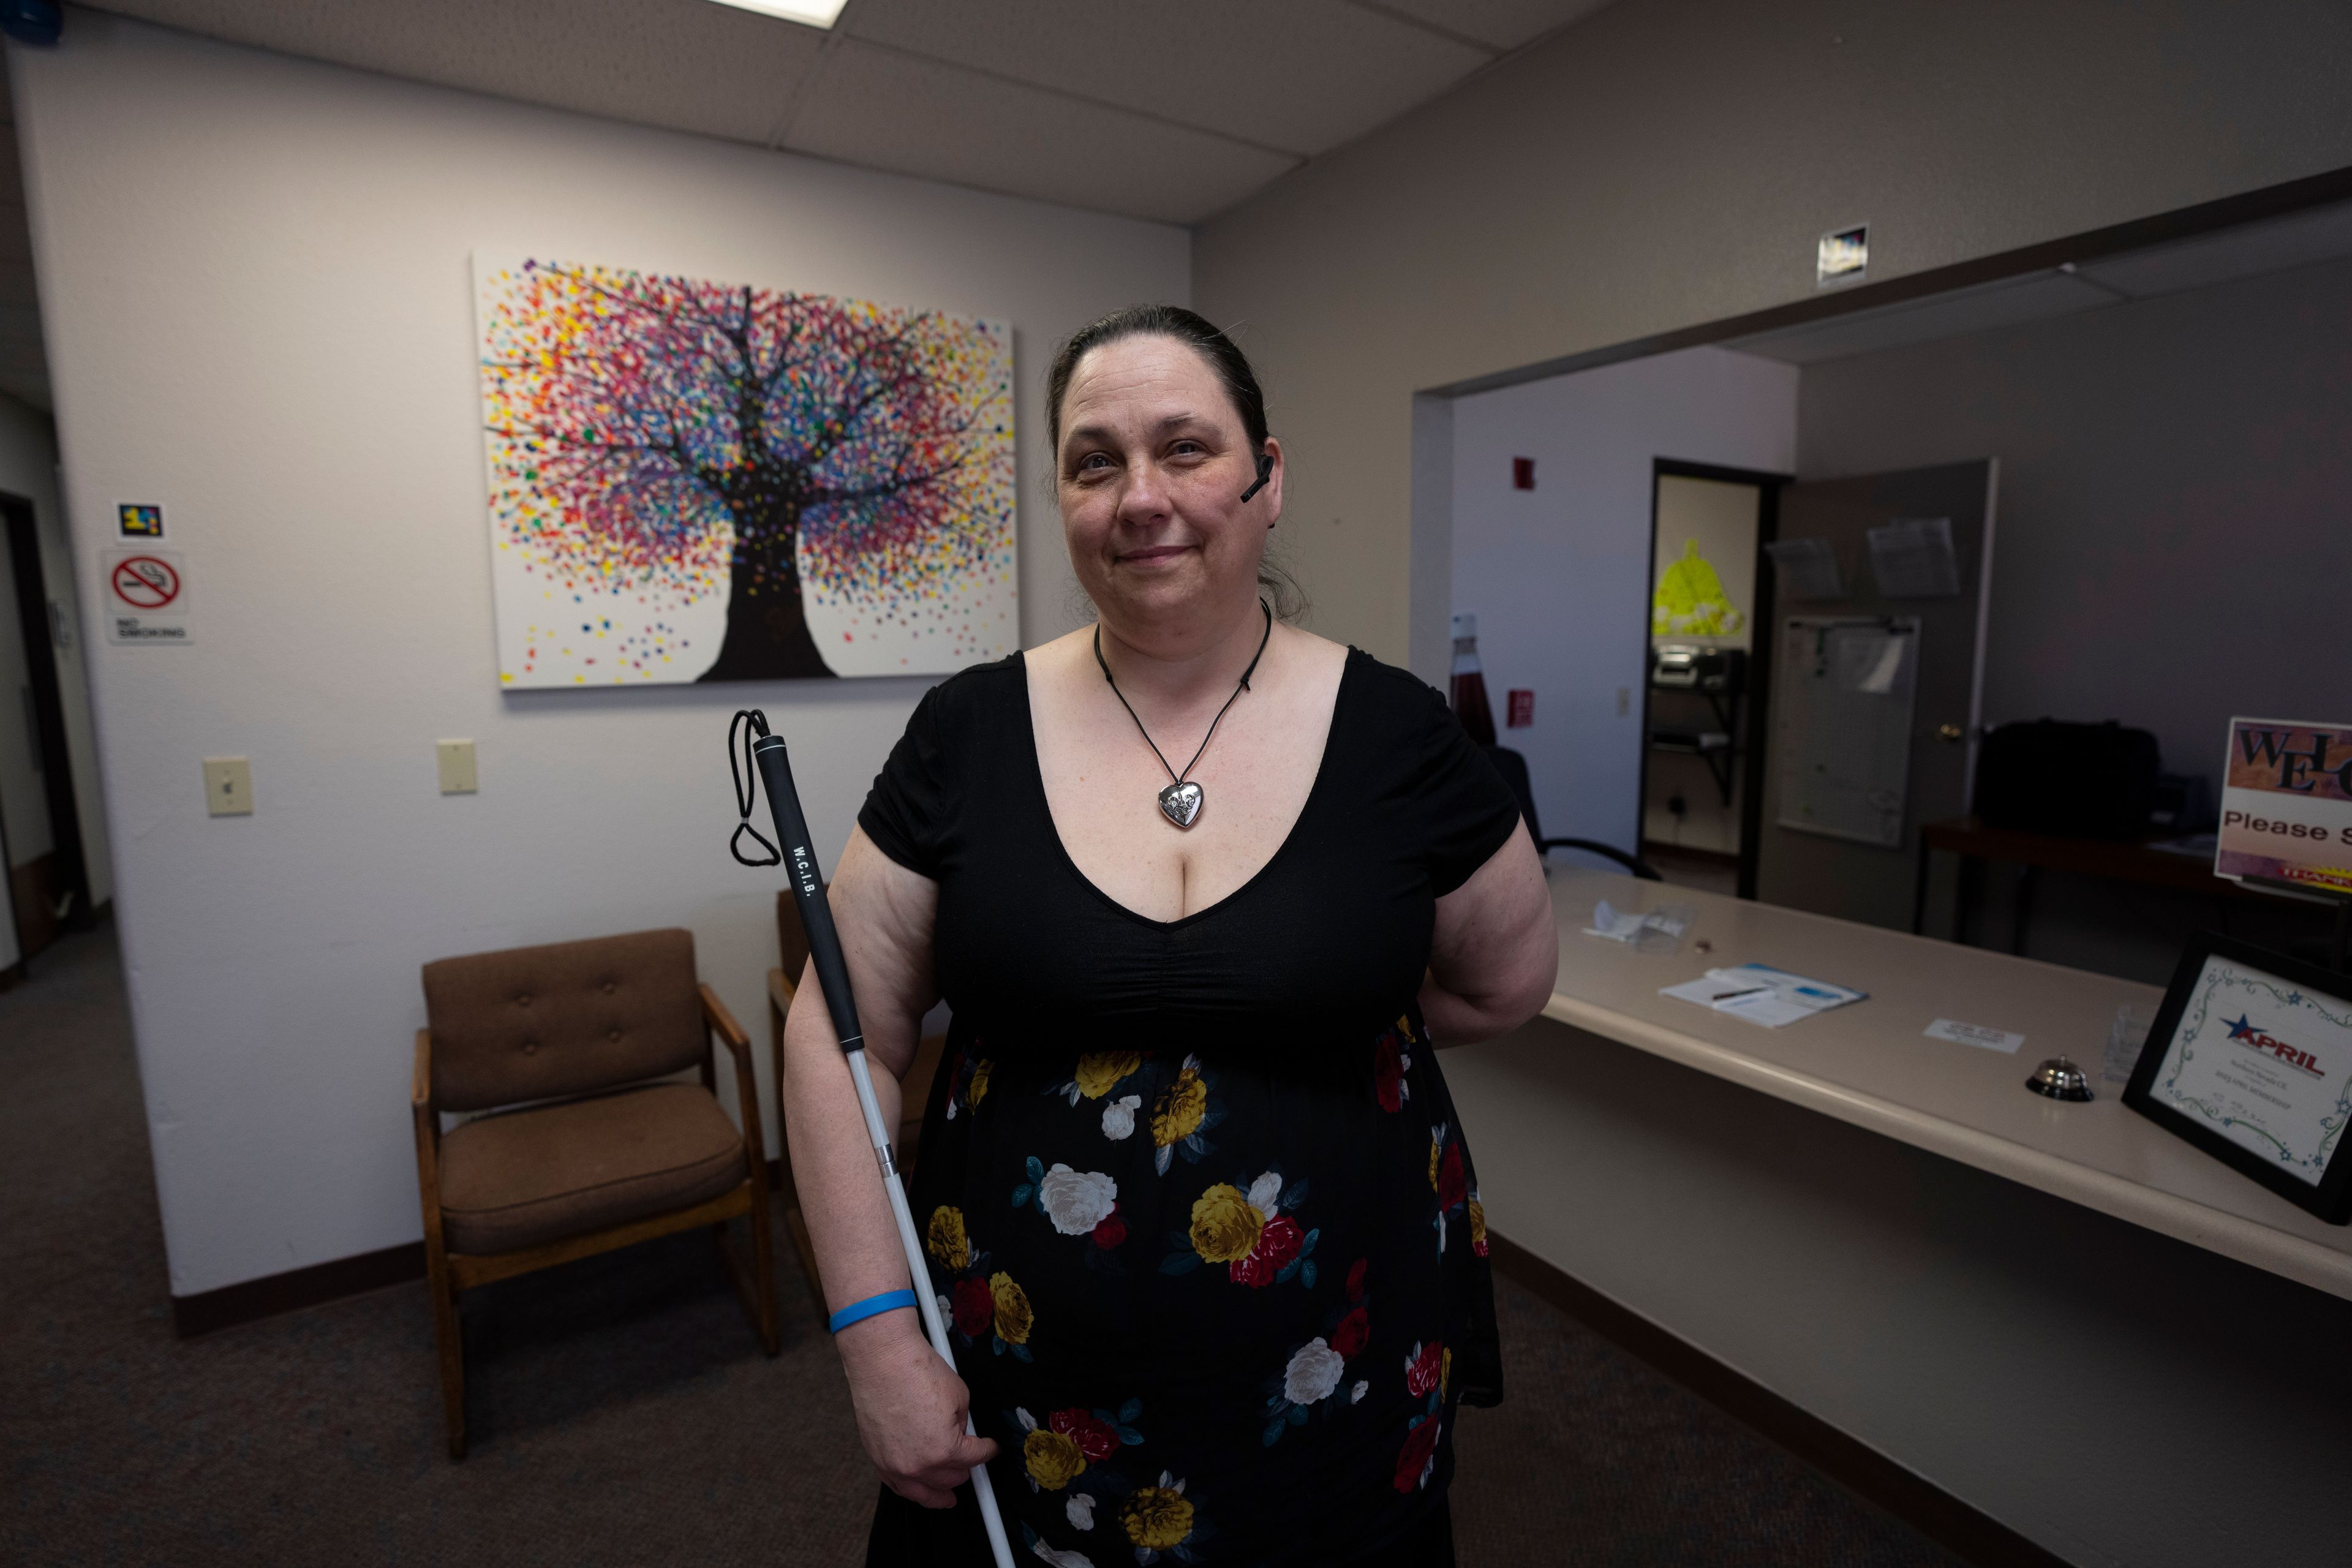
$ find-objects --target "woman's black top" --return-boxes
[858,646,1520,1566]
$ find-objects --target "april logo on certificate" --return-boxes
[2154,956,2352,1185]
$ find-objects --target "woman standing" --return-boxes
[781,306,1557,1566]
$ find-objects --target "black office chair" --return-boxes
[1483,745,1662,881]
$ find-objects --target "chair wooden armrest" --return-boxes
[701,982,777,1354]
[701,982,751,1061]
[701,982,765,1164]
[412,1029,439,1155]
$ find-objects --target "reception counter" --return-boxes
[1449,870,2351,1568]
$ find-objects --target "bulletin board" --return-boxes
[1772,617,1921,847]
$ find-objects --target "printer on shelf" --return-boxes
[1651,644,1746,692]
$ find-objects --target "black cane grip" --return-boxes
[749,735,865,1053]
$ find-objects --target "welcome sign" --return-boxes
[2215,717,2352,896]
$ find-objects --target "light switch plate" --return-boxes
[203,756,252,816]
[436,739,478,794]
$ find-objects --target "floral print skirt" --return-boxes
[889,1011,1501,1567]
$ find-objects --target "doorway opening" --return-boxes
[1640,461,1782,900]
[1,492,93,970]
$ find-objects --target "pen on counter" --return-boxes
[1708,986,1773,1003]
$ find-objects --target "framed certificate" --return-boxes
[2125,933,2352,1223]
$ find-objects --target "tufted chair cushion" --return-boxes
[423,929,704,1113]
[434,1084,745,1254]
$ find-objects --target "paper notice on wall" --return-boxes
[102,548,191,645]
[1773,617,1920,847]
[1832,629,1907,695]
[1764,537,1842,601]
[1867,517,1960,598]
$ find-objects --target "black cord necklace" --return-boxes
[1094,600,1274,829]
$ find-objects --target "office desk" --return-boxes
[1448,870,2350,1567]
[1912,814,2286,952]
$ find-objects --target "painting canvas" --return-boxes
[474,254,1016,685]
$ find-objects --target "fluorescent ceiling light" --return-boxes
[706,0,849,26]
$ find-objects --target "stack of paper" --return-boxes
[1583,899,1692,949]
[1660,963,1866,1028]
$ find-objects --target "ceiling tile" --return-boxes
[785,40,1296,224]
[86,0,823,145]
[842,0,1489,156]
[1357,0,1616,53]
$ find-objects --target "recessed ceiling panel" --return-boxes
[2075,198,2352,300]
[1727,273,2116,365]
[842,0,1490,156]
[88,0,823,146]
[785,40,1297,224]
[1363,0,1616,52]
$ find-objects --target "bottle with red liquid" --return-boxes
[1449,612,1496,746]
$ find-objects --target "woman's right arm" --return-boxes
[779,824,998,1507]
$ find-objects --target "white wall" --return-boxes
[13,13,1186,1297]
[1450,347,1795,858]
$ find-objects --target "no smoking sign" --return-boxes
[104,548,191,644]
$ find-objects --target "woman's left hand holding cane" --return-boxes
[777,829,1000,1506]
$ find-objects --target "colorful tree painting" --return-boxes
[475,256,1016,685]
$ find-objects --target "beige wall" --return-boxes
[1194,0,2352,671]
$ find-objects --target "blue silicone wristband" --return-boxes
[827,1288,918,1335]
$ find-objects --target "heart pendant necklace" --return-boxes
[1095,601,1274,831]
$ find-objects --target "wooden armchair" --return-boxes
[412,927,777,1459]
[767,889,944,1328]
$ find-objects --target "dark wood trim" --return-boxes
[1738,476,1779,902]
[3,494,93,937]
[172,1241,426,1339]
[443,1181,754,1292]
[11,851,62,959]
[1431,162,2352,399]
[1486,1231,2073,1568]
[1640,839,1739,869]
[1645,460,1784,901]
[1652,458,1792,489]
[1638,466,1662,871]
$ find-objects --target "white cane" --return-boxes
[732,711,1017,1568]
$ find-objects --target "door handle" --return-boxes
[1937,723,1964,743]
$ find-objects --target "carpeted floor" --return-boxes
[2,923,1953,1567]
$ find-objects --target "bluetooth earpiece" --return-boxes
[1238,450,1274,503]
